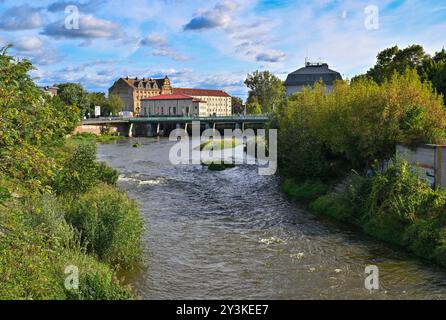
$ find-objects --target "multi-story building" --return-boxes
[140,94,208,117]
[108,76,173,114]
[173,88,232,116]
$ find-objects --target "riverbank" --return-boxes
[0,134,143,300]
[282,161,446,269]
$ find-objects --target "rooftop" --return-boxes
[141,94,195,101]
[173,88,231,97]
[284,62,342,86]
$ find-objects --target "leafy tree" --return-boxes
[354,45,446,103]
[55,82,91,115]
[105,94,123,116]
[362,45,428,84]
[0,46,79,187]
[231,96,244,114]
[277,70,446,180]
[244,70,285,113]
[246,97,262,114]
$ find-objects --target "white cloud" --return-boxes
[0,5,44,30]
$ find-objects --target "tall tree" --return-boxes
[231,96,244,114]
[363,45,428,84]
[244,70,285,113]
[105,94,123,116]
[55,83,91,115]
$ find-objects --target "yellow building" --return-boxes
[108,76,172,114]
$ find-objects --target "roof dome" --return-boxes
[285,63,342,86]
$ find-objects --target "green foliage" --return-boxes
[0,196,133,300]
[0,47,142,299]
[53,143,99,195]
[277,71,446,180]
[65,184,143,269]
[105,94,124,116]
[282,179,329,203]
[309,194,352,221]
[231,96,245,114]
[304,159,446,268]
[354,45,446,104]
[96,162,119,185]
[245,70,285,113]
[246,97,263,115]
[55,83,91,116]
[0,46,80,189]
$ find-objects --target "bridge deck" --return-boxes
[82,116,270,125]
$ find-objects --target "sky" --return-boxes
[0,0,445,99]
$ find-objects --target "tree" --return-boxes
[246,96,262,114]
[55,83,91,115]
[277,70,446,180]
[105,94,123,116]
[0,46,79,187]
[363,45,428,84]
[231,96,244,114]
[244,70,285,113]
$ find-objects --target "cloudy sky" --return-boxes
[0,0,445,99]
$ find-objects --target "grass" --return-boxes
[197,138,242,151]
[282,179,329,203]
[70,133,124,145]
[0,135,143,300]
[282,160,446,269]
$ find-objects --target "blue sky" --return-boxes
[0,0,445,99]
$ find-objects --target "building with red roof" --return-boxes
[140,93,208,117]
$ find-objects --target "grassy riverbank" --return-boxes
[0,47,143,300]
[282,160,446,268]
[276,69,446,268]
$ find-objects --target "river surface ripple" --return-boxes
[97,138,446,300]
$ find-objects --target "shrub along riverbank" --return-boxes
[276,69,446,268]
[0,47,143,299]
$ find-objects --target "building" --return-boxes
[173,88,232,116]
[108,76,173,114]
[140,94,208,117]
[284,62,342,96]
[40,86,59,97]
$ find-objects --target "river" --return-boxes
[97,138,446,300]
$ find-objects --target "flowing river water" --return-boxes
[97,138,446,300]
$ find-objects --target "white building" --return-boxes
[173,88,232,116]
[140,94,208,117]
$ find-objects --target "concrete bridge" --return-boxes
[76,115,270,137]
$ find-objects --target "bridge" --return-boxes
[77,115,270,137]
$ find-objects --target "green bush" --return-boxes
[96,162,119,185]
[53,143,99,195]
[309,194,352,221]
[282,179,329,203]
[65,184,143,269]
[0,196,135,300]
[277,70,446,180]
[63,252,134,300]
[53,143,118,195]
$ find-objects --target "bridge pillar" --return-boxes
[145,123,157,137]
